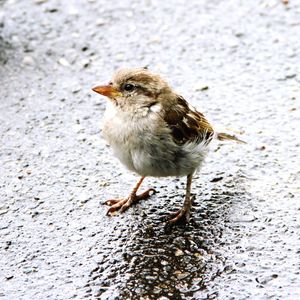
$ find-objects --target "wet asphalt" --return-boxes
[0,0,300,299]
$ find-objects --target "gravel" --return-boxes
[0,0,299,299]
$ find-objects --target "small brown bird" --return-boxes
[92,68,244,226]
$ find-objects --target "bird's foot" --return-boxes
[104,188,156,215]
[166,207,191,226]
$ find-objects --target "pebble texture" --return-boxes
[0,0,299,299]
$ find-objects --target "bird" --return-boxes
[92,67,245,226]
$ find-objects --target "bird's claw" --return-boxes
[104,188,156,216]
[166,208,190,227]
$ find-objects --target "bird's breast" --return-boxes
[101,102,208,177]
[101,103,154,173]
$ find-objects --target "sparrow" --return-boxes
[92,68,244,226]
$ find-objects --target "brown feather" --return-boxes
[162,95,214,145]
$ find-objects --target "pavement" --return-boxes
[0,0,299,299]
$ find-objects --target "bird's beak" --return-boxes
[92,85,122,98]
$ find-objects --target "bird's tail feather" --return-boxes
[216,132,246,144]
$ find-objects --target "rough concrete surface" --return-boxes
[0,0,299,299]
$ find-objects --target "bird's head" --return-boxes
[92,68,172,109]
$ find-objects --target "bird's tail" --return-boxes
[216,132,246,144]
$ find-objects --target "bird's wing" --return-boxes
[162,95,214,145]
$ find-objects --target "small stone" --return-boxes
[174,270,189,280]
[149,36,161,44]
[0,209,8,215]
[175,249,184,256]
[210,176,223,183]
[46,8,59,13]
[23,267,38,274]
[80,59,90,68]
[115,53,124,61]
[256,145,266,151]
[72,86,81,94]
[194,252,203,258]
[194,83,209,91]
[22,56,34,65]
[58,58,70,66]
[35,0,48,4]
[96,18,106,26]
[285,73,297,79]
[161,260,168,266]
[235,32,244,38]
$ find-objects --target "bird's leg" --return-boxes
[167,173,193,225]
[104,176,156,215]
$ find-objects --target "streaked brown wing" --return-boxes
[163,96,214,145]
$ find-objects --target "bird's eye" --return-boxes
[123,83,135,92]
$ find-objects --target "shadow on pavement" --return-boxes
[86,172,247,299]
